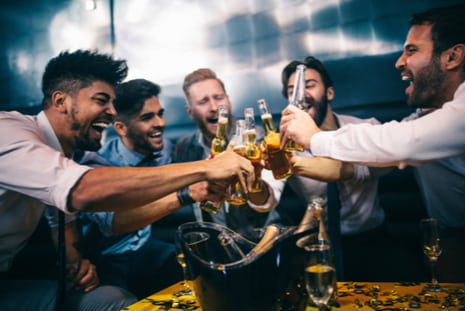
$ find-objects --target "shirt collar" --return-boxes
[37,111,66,156]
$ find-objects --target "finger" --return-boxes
[83,277,100,292]
[280,127,288,150]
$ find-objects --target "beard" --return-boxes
[72,122,102,151]
[127,127,164,153]
[304,93,329,127]
[69,106,103,152]
[407,56,445,108]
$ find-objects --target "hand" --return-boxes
[280,105,321,150]
[66,259,100,292]
[207,151,254,193]
[188,181,227,202]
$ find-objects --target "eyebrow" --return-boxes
[92,92,111,100]
[287,78,318,89]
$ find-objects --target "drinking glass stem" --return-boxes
[429,259,439,285]
[318,304,328,311]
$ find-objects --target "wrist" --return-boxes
[177,186,196,206]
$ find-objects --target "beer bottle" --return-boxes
[226,119,248,205]
[257,98,292,179]
[199,105,229,214]
[284,64,306,152]
[244,107,263,192]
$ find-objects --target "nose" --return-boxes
[395,52,406,70]
[208,98,219,111]
[106,103,117,117]
[154,115,166,128]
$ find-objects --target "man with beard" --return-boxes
[171,68,282,237]
[78,79,209,298]
[0,50,255,311]
[273,57,393,281]
[280,4,464,282]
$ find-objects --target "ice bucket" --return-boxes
[175,222,317,311]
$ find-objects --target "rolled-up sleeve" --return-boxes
[0,113,91,214]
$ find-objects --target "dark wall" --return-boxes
[0,0,462,141]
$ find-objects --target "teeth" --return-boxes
[401,74,412,81]
[92,122,109,128]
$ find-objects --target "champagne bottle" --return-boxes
[307,195,339,304]
[284,64,306,152]
[244,107,263,192]
[248,224,281,257]
[199,105,229,214]
[226,120,248,205]
[257,98,292,179]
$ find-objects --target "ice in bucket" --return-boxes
[176,222,318,311]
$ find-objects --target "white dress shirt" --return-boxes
[275,113,391,235]
[310,83,465,168]
[0,111,90,271]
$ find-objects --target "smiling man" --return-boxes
[78,79,186,298]
[0,50,255,311]
[280,4,464,282]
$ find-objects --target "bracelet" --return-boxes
[177,186,196,206]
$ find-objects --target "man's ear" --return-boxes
[113,121,127,136]
[50,91,68,113]
[185,104,194,120]
[443,44,465,71]
[326,86,335,102]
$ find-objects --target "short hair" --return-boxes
[409,4,465,55]
[114,79,161,123]
[281,56,333,99]
[41,49,128,108]
[182,68,226,100]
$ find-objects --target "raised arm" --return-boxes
[70,151,254,212]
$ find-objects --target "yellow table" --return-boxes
[121,281,464,311]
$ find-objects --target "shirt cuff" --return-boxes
[248,182,277,213]
[310,131,334,157]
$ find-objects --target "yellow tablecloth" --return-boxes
[121,281,464,311]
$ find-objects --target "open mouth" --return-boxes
[401,73,414,95]
[91,121,110,133]
[207,117,218,124]
[149,130,163,139]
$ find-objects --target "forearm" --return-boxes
[70,162,208,212]
[290,156,354,182]
[112,193,182,234]
[310,101,464,165]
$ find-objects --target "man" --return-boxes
[275,57,392,281]
[280,5,464,282]
[172,68,282,237]
[79,79,211,298]
[0,50,255,311]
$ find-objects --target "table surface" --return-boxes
[121,281,464,311]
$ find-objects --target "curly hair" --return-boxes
[41,49,128,108]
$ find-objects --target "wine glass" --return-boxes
[420,218,443,292]
[176,231,210,294]
[304,244,336,311]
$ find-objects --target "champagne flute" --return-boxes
[176,231,210,294]
[304,244,336,311]
[420,218,443,292]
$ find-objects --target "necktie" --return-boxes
[327,182,344,280]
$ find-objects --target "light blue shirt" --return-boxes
[80,137,172,255]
